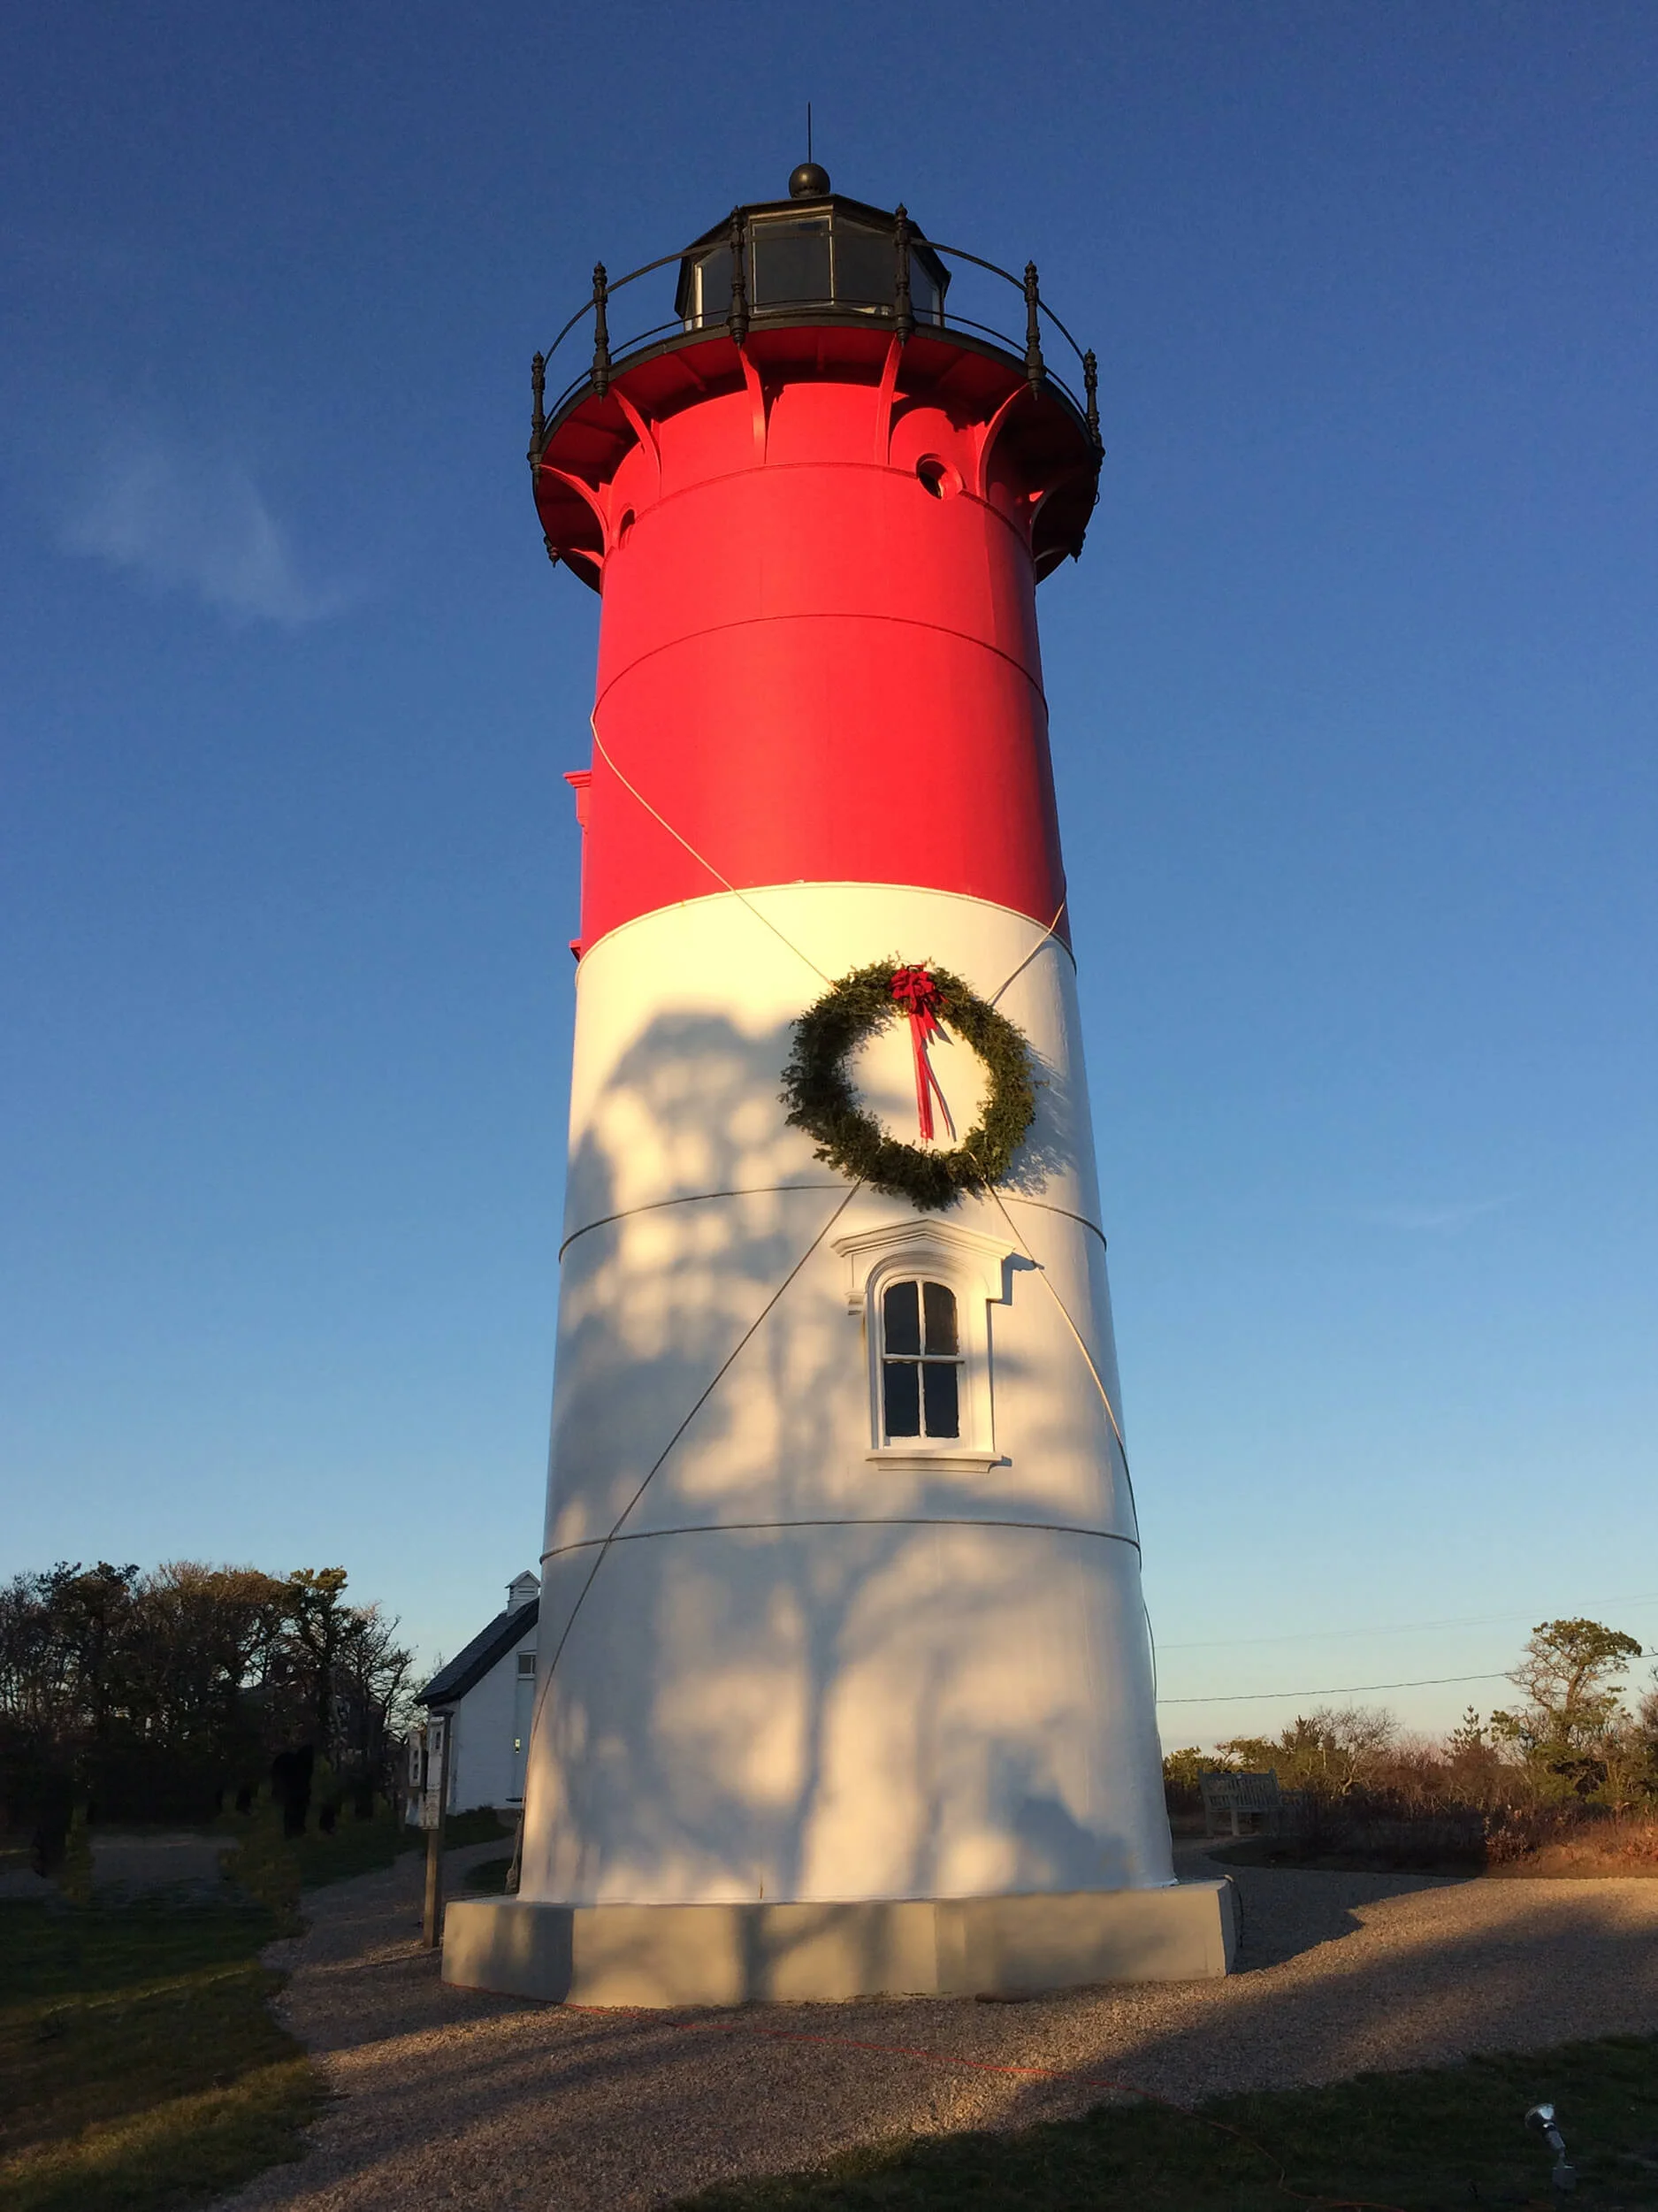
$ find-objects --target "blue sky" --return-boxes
[4,3,1654,1741]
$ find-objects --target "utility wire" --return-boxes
[1157,1592,1658,1654]
[1158,1668,1517,1708]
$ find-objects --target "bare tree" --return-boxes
[332,1603,416,1792]
[1218,1706,1397,1797]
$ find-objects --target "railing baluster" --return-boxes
[1024,261,1045,394]
[1082,348,1101,452]
[529,351,546,465]
[592,264,611,397]
[727,211,749,346]
[894,204,914,343]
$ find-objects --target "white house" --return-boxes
[417,1572,539,1814]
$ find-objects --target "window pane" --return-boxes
[911,264,942,323]
[883,1360,921,1437]
[751,218,832,307]
[883,1280,921,1357]
[835,225,895,308]
[921,1362,959,1438]
[921,1281,959,1356]
[692,247,732,325]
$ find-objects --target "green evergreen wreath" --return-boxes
[781,960,1037,1211]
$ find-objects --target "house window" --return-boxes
[516,1652,536,1678]
[881,1278,962,1441]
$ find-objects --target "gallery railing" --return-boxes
[529,208,1101,464]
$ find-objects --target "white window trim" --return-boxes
[833,1219,1016,1470]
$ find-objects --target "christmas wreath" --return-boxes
[780,960,1036,1211]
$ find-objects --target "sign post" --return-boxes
[419,1713,448,1948]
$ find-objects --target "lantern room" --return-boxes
[674,178,951,331]
[528,165,1105,592]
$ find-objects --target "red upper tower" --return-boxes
[531,168,1103,958]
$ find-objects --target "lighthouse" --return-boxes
[444,167,1233,2002]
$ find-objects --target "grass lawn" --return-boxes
[0,1897,325,2212]
[670,2032,1658,2210]
[289,1803,421,1888]
[291,1800,508,1888]
[0,1805,510,2212]
[212,1798,510,1893]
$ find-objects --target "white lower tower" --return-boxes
[446,886,1233,2002]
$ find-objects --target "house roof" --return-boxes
[417,1597,538,1709]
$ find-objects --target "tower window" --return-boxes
[881,1279,961,1440]
[836,1221,1011,1466]
[516,1652,536,1677]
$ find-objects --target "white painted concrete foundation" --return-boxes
[444,1880,1235,2005]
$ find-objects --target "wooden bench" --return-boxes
[1199,1770,1281,1838]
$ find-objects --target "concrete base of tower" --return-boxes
[441,1881,1234,2006]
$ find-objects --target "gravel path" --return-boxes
[214,1841,1658,2212]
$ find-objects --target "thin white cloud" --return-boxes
[59,431,351,625]
[1352,1195,1519,1232]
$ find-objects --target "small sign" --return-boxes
[420,1715,447,1830]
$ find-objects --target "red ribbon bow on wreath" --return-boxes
[890,966,955,1144]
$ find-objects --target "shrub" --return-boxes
[221,1794,302,1929]
[57,1802,95,1904]
[1267,1787,1486,1870]
[1161,1746,1216,1815]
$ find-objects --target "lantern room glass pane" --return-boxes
[750,216,832,307]
[691,246,732,326]
[882,1280,921,1357]
[834,225,894,309]
[882,1360,921,1437]
[921,1362,960,1438]
[909,261,942,323]
[921,1281,959,1356]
